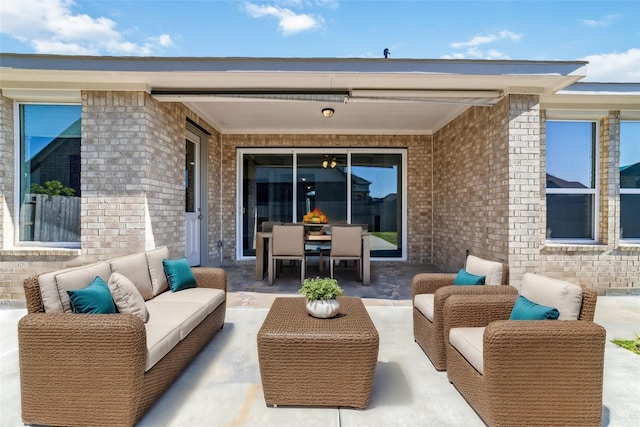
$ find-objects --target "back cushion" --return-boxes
[146,246,170,296]
[53,262,112,313]
[465,255,503,285]
[110,253,154,301]
[521,273,583,320]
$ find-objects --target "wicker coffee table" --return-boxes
[257,296,379,409]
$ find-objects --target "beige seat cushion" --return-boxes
[143,288,224,371]
[449,327,485,374]
[109,253,154,300]
[465,255,503,285]
[146,246,170,296]
[144,323,181,372]
[51,262,112,313]
[521,273,583,320]
[414,294,435,322]
[152,287,226,316]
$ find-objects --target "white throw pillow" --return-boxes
[108,272,149,322]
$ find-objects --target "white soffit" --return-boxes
[0,54,590,134]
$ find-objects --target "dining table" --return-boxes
[255,225,371,285]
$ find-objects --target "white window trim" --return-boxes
[545,119,599,244]
[13,101,82,249]
[235,147,407,261]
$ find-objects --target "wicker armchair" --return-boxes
[443,273,605,427]
[412,255,516,370]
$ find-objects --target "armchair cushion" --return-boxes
[510,295,560,320]
[465,255,503,285]
[67,276,117,314]
[449,327,485,374]
[521,273,582,320]
[453,269,485,285]
[414,293,434,321]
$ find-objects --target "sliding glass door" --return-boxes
[238,149,406,259]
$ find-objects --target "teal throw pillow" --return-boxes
[163,258,197,292]
[454,269,486,285]
[510,295,560,320]
[67,276,116,314]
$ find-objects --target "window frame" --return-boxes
[619,119,640,243]
[13,101,82,248]
[235,147,408,261]
[545,119,600,244]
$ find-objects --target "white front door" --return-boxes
[185,130,201,266]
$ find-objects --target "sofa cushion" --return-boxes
[454,269,485,285]
[67,276,117,314]
[108,272,149,322]
[142,288,224,371]
[145,299,209,341]
[162,258,197,292]
[414,293,435,322]
[54,262,112,313]
[521,273,583,320]
[153,287,226,316]
[449,327,485,374]
[146,246,170,296]
[510,295,560,320]
[465,255,503,285]
[109,253,154,301]
[144,322,181,372]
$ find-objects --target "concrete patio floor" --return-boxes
[1,263,639,426]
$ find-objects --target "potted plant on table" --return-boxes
[298,277,344,318]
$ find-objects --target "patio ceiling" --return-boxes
[0,54,590,135]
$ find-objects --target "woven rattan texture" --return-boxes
[257,297,379,408]
[444,290,605,426]
[412,268,515,371]
[19,266,227,427]
[23,276,44,313]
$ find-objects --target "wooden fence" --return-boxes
[20,194,81,242]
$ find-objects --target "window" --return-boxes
[17,104,81,246]
[238,149,406,259]
[545,121,597,241]
[620,120,640,241]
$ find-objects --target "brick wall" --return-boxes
[432,97,511,272]
[0,91,222,301]
[219,134,432,265]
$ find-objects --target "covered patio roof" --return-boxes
[0,53,598,134]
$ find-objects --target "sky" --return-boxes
[0,0,639,82]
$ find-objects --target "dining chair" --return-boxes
[329,226,363,280]
[269,224,306,285]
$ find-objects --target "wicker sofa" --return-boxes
[412,255,517,370]
[443,273,605,427]
[18,246,227,427]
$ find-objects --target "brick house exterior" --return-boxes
[1,54,638,301]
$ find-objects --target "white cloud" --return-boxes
[581,48,640,82]
[243,2,324,35]
[450,30,521,49]
[579,14,619,27]
[445,30,521,59]
[0,0,173,55]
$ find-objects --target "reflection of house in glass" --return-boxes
[21,119,81,242]
[28,119,81,195]
[546,174,592,239]
[620,163,640,239]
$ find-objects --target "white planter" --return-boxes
[306,299,340,318]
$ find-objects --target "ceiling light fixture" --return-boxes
[321,108,335,118]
